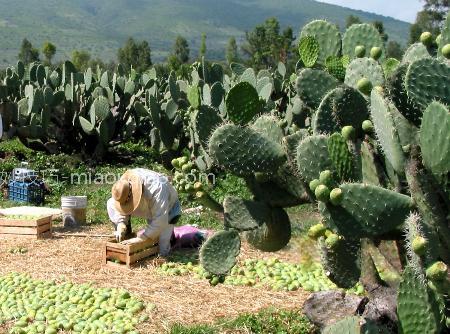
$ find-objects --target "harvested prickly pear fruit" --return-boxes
[420,31,433,46]
[319,170,333,186]
[194,182,203,191]
[309,179,321,192]
[341,126,356,141]
[308,223,327,240]
[355,45,365,58]
[325,233,340,249]
[329,188,343,206]
[412,236,428,256]
[442,44,450,59]
[171,158,180,169]
[315,184,330,202]
[426,261,448,281]
[357,77,372,95]
[370,46,382,60]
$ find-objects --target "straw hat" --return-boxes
[111,170,143,215]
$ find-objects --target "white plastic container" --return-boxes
[61,196,87,227]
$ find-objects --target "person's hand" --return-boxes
[136,229,146,238]
[115,223,128,243]
[121,237,144,245]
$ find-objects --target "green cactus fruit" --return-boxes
[442,44,450,59]
[171,159,180,169]
[412,236,428,256]
[327,133,354,181]
[200,230,241,276]
[362,120,374,133]
[209,124,286,176]
[245,207,291,252]
[420,32,433,46]
[309,179,321,192]
[181,163,193,173]
[398,266,443,334]
[296,68,339,110]
[315,184,330,202]
[319,170,333,186]
[298,36,319,67]
[226,82,261,125]
[341,125,356,140]
[193,182,203,191]
[426,262,448,281]
[355,45,366,58]
[209,276,220,286]
[420,101,450,177]
[224,197,271,231]
[329,188,343,205]
[307,223,327,240]
[319,183,413,238]
[342,23,384,59]
[325,233,340,249]
[356,77,372,95]
[370,46,382,60]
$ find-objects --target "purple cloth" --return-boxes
[171,225,213,249]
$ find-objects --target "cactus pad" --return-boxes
[224,197,271,231]
[325,56,346,81]
[226,82,261,125]
[245,207,291,252]
[405,58,450,109]
[319,236,361,289]
[397,266,443,334]
[298,36,319,67]
[345,58,385,90]
[296,68,340,110]
[200,230,241,276]
[342,24,384,59]
[420,101,450,176]
[296,135,333,183]
[313,85,369,136]
[209,124,286,175]
[251,115,284,143]
[402,43,431,64]
[328,133,354,181]
[300,20,341,65]
[319,183,413,238]
[193,105,222,150]
[370,90,405,174]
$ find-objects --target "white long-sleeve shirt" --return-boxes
[107,168,181,239]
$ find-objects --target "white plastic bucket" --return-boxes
[61,196,87,227]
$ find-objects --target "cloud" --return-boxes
[316,0,423,22]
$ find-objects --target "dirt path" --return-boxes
[0,225,311,333]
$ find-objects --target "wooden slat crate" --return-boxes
[103,238,159,269]
[0,215,53,239]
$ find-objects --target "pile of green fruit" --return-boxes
[158,255,364,294]
[8,247,28,254]
[171,156,201,194]
[0,272,148,334]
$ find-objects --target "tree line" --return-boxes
[17,0,448,74]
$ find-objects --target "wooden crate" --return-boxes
[0,215,53,239]
[103,238,159,269]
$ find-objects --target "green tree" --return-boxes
[71,50,91,71]
[241,17,294,69]
[346,15,362,28]
[172,36,190,64]
[199,33,207,59]
[386,41,404,59]
[18,38,40,64]
[117,37,152,72]
[409,0,449,43]
[42,41,56,65]
[372,21,389,43]
[226,37,239,64]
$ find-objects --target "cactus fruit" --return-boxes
[442,44,450,58]
[200,230,241,276]
[342,23,384,59]
[315,184,331,202]
[329,188,343,206]
[341,125,355,141]
[361,120,373,133]
[425,262,448,281]
[355,45,366,58]
[319,170,333,186]
[324,233,340,248]
[420,32,433,46]
[370,47,382,60]
[309,179,321,192]
[356,78,372,95]
[412,236,428,256]
[308,223,327,240]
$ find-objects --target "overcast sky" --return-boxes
[316,0,423,23]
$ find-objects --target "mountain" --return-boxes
[0,0,411,65]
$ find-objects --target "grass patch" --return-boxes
[169,308,316,334]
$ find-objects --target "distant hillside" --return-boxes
[0,0,411,66]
